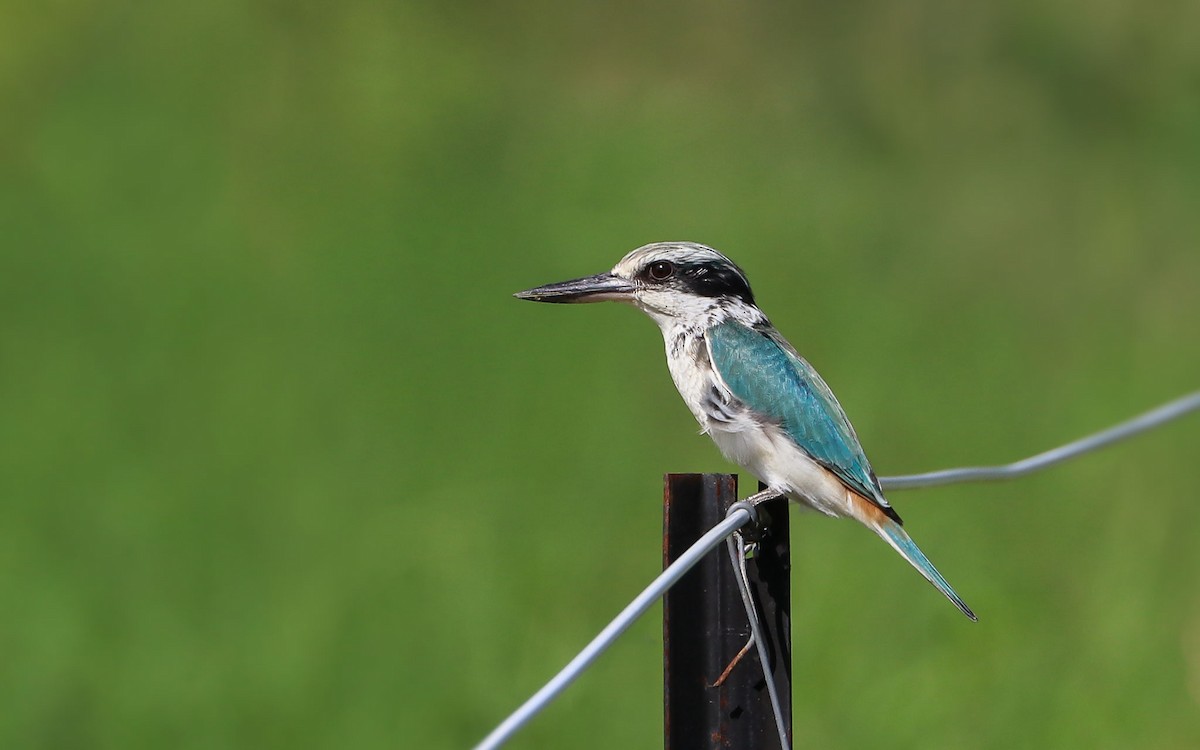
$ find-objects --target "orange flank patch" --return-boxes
[844,487,893,528]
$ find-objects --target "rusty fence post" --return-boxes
[663,473,792,749]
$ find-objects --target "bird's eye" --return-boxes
[648,261,675,281]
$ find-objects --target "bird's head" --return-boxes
[514,242,757,328]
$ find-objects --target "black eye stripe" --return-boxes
[638,257,755,305]
[680,262,755,305]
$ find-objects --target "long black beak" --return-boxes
[513,272,635,303]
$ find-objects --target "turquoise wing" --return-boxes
[706,320,890,510]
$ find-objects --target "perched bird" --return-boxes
[515,241,975,620]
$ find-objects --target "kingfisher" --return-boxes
[515,241,975,620]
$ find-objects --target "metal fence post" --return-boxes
[663,473,792,749]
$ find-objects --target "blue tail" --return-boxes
[876,519,977,621]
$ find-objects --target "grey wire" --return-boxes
[881,391,1200,490]
[726,529,790,749]
[472,498,763,750]
[474,392,1199,749]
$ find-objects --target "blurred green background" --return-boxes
[3,1,1199,748]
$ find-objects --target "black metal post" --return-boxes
[663,473,792,749]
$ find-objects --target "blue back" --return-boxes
[706,320,886,506]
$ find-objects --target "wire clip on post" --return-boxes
[664,474,792,750]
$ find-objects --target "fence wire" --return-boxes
[472,391,1199,750]
[726,525,790,749]
[472,505,758,750]
[882,391,1200,490]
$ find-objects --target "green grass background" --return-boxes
[3,1,1199,748]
